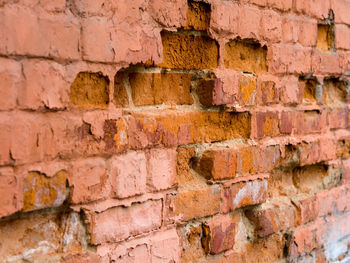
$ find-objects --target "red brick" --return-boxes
[88,200,162,244]
[298,19,318,47]
[0,58,20,110]
[210,1,239,34]
[328,108,348,130]
[312,52,342,75]
[81,17,115,62]
[331,0,350,25]
[282,16,299,43]
[151,228,180,263]
[269,44,312,74]
[0,167,22,218]
[246,199,299,237]
[289,224,317,257]
[204,214,240,254]
[267,0,293,11]
[295,0,330,19]
[335,24,350,50]
[19,60,68,110]
[280,75,302,105]
[280,111,293,134]
[221,179,268,212]
[148,0,187,28]
[258,145,281,172]
[109,151,147,198]
[199,148,237,180]
[295,110,327,134]
[254,112,280,138]
[147,148,177,191]
[238,6,261,39]
[110,244,150,263]
[300,196,319,224]
[69,158,108,204]
[257,77,279,105]
[260,10,282,43]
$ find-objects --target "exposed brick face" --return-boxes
[1,1,350,262]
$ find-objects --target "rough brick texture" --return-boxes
[1,0,350,262]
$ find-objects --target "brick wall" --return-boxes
[1,0,350,262]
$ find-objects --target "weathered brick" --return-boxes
[113,71,130,108]
[0,58,21,110]
[167,184,221,222]
[160,31,218,69]
[19,60,68,110]
[280,75,302,105]
[204,214,240,254]
[246,199,299,237]
[316,23,334,52]
[199,148,237,180]
[88,200,162,244]
[148,0,187,28]
[0,167,22,218]
[23,170,67,212]
[109,151,147,198]
[298,20,318,47]
[335,24,350,50]
[299,195,319,224]
[210,1,239,34]
[224,38,267,74]
[185,0,211,31]
[180,224,206,263]
[126,111,251,149]
[111,245,150,263]
[236,146,259,175]
[258,79,279,105]
[294,110,327,134]
[147,148,177,191]
[221,179,268,212]
[312,52,342,75]
[254,111,280,138]
[260,10,282,43]
[292,164,328,194]
[0,212,85,262]
[237,6,261,39]
[337,139,350,159]
[295,0,330,19]
[151,228,180,263]
[69,158,108,204]
[328,108,348,130]
[129,72,193,106]
[322,78,348,105]
[61,253,100,263]
[70,72,110,109]
[280,111,293,134]
[331,0,350,25]
[239,74,257,106]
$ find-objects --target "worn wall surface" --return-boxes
[1,0,350,262]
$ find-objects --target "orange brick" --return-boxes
[239,74,257,106]
[160,31,218,69]
[199,148,237,180]
[185,0,211,31]
[254,112,280,138]
[129,72,193,106]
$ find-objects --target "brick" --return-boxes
[199,148,237,180]
[236,146,259,174]
[0,167,22,218]
[23,170,67,212]
[258,145,281,172]
[180,224,206,263]
[292,164,328,194]
[176,147,196,185]
[221,179,268,212]
[19,60,68,110]
[0,58,21,110]
[267,0,293,11]
[254,111,280,138]
[295,110,327,134]
[282,16,299,43]
[129,72,193,106]
[210,1,239,34]
[147,148,177,191]
[237,6,261,39]
[328,108,348,129]
[81,17,115,62]
[69,158,108,204]
[331,0,350,25]
[246,199,299,237]
[239,74,257,106]
[70,72,110,109]
[258,79,279,105]
[125,111,251,149]
[0,6,79,59]
[40,0,66,12]
[185,0,211,31]
[109,151,147,198]
[112,245,150,263]
[167,184,221,222]
[260,10,282,43]
[299,196,319,224]
[280,111,293,134]
[160,31,218,69]
[151,228,180,263]
[88,200,162,244]
[311,52,342,75]
[269,44,312,74]
[61,253,100,263]
[148,0,187,28]
[224,39,267,74]
[335,24,350,50]
[113,71,130,108]
[72,0,116,17]
[316,23,334,52]
[337,139,350,158]
[299,77,318,104]
[204,214,240,254]
[322,78,348,105]
[0,212,85,262]
[298,20,318,47]
[295,0,330,19]
[280,75,302,105]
